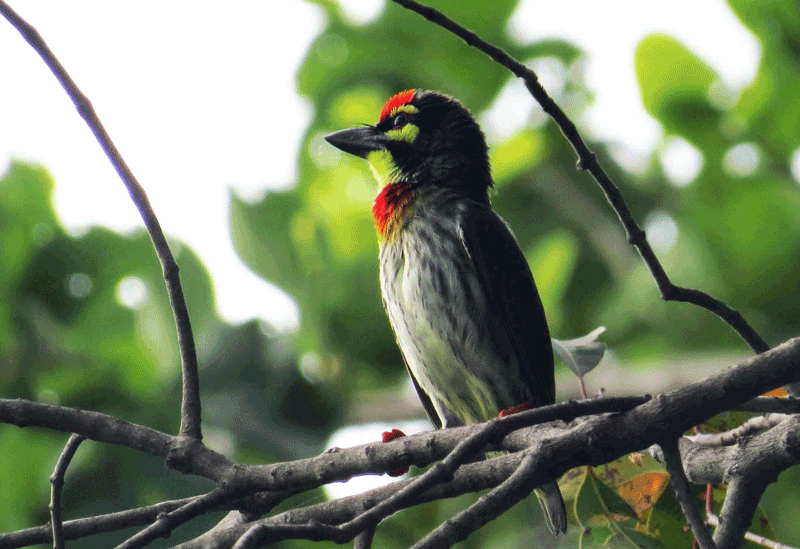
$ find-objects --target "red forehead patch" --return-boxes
[379,89,416,123]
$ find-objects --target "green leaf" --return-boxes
[635,34,720,142]
[230,190,303,295]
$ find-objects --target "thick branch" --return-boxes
[647,416,800,487]
[0,0,203,439]
[0,399,230,482]
[3,341,800,548]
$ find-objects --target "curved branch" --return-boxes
[0,0,203,438]
[2,340,800,549]
[661,441,717,549]
[49,434,86,549]
[387,0,800,397]
[0,399,231,482]
[412,450,543,549]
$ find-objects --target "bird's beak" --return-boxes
[325,126,389,159]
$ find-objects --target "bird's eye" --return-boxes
[392,113,410,129]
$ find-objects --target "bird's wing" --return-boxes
[459,206,555,407]
[404,357,443,429]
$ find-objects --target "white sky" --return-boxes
[0,0,759,331]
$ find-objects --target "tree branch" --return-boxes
[0,0,204,440]
[707,515,800,549]
[387,0,800,398]
[49,434,86,549]
[2,340,800,548]
[412,450,544,548]
[688,414,788,447]
[0,497,199,549]
[178,339,800,549]
[661,440,717,549]
[0,399,231,482]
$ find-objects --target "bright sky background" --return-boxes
[0,0,759,332]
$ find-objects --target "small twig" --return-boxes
[49,434,86,549]
[326,413,525,540]
[661,441,717,549]
[412,451,543,549]
[114,487,249,549]
[353,526,377,549]
[388,0,800,398]
[1,497,200,548]
[707,514,798,549]
[688,415,788,447]
[0,0,203,439]
[231,524,268,549]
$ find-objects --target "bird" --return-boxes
[325,89,567,536]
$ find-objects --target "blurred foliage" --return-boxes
[2,0,800,547]
[0,162,340,546]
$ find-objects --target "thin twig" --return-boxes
[114,487,248,549]
[707,515,798,549]
[388,0,800,398]
[412,451,543,549]
[49,434,86,549]
[661,441,717,549]
[1,497,200,549]
[688,415,788,447]
[0,0,203,439]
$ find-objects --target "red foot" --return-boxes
[497,402,532,418]
[381,429,409,477]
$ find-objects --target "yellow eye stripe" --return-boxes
[385,104,419,143]
[386,104,418,118]
[387,123,419,143]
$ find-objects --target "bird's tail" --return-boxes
[534,480,568,536]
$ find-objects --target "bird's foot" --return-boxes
[497,401,532,418]
[381,428,409,477]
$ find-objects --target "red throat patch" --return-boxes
[379,90,416,123]
[373,183,413,237]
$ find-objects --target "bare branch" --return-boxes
[231,524,268,549]
[689,415,789,447]
[735,398,800,414]
[353,526,376,549]
[0,399,231,482]
[412,450,543,549]
[49,434,86,549]
[715,478,770,549]
[387,0,800,398]
[3,339,800,549]
[115,488,242,549]
[660,441,717,549]
[0,0,204,439]
[0,497,199,548]
[707,515,799,549]
[648,416,800,487]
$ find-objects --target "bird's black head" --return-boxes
[325,90,491,200]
